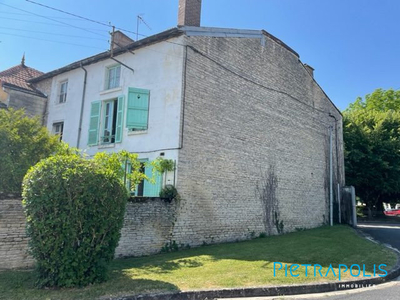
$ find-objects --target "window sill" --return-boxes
[127,130,148,136]
[98,143,116,149]
[100,87,122,95]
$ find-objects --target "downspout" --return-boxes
[329,124,333,226]
[329,113,340,224]
[77,63,87,149]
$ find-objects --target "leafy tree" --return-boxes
[346,88,400,112]
[344,88,400,213]
[0,108,60,194]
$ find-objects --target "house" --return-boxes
[29,0,345,252]
[0,55,46,120]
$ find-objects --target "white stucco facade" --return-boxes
[45,36,185,172]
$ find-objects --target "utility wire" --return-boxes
[0,32,107,50]
[0,10,106,21]
[186,45,336,118]
[25,0,111,27]
[0,16,108,30]
[25,0,147,38]
[0,26,105,40]
[0,2,108,39]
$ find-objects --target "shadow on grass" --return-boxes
[0,268,179,300]
[110,226,397,276]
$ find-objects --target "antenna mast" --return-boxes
[136,14,151,40]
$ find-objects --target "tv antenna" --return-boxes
[136,14,151,40]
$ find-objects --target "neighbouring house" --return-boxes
[0,55,46,120]
[29,0,345,255]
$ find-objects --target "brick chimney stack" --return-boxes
[178,0,202,27]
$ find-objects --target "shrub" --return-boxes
[0,108,60,194]
[159,184,179,200]
[22,154,128,287]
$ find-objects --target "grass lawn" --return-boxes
[0,226,397,300]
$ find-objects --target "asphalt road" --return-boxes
[357,223,400,251]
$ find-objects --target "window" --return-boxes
[129,160,162,197]
[53,122,64,141]
[126,88,149,131]
[101,99,118,144]
[59,81,68,103]
[88,95,124,146]
[105,65,121,90]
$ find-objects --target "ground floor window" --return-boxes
[52,122,64,141]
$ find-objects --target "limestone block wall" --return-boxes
[172,34,345,246]
[115,198,177,257]
[0,197,34,269]
[0,197,177,269]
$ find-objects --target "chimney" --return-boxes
[178,0,202,27]
[111,30,135,50]
[304,64,314,78]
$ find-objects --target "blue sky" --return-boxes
[0,0,399,110]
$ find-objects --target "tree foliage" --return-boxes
[344,88,400,210]
[0,108,60,194]
[22,154,128,287]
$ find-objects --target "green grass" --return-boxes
[0,226,397,300]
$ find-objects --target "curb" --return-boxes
[111,231,400,300]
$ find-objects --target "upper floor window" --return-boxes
[88,96,124,146]
[52,122,64,141]
[101,99,118,144]
[105,65,121,90]
[59,81,68,103]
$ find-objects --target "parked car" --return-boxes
[383,202,400,216]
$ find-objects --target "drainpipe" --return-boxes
[77,63,87,149]
[329,125,333,226]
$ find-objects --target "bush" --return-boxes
[159,184,178,200]
[0,108,60,194]
[22,154,128,287]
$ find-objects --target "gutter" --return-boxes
[77,63,87,149]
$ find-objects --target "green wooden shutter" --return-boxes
[88,101,101,146]
[143,163,162,197]
[115,95,124,143]
[126,87,149,130]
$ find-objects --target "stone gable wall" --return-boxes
[172,34,345,246]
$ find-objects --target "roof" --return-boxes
[30,27,184,83]
[30,26,300,83]
[0,63,45,97]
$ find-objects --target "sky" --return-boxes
[0,0,399,111]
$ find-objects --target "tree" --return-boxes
[344,88,400,214]
[0,108,60,194]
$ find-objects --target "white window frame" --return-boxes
[58,81,68,104]
[52,121,64,141]
[105,64,121,90]
[101,99,118,144]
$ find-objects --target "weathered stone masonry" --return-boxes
[0,197,34,269]
[0,197,176,269]
[115,198,177,257]
[172,33,345,246]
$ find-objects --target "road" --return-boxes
[226,223,400,300]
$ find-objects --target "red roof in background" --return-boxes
[0,64,45,97]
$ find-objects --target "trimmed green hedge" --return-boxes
[22,154,128,287]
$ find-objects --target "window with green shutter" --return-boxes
[126,87,149,131]
[88,101,101,146]
[88,96,124,146]
[131,159,162,197]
